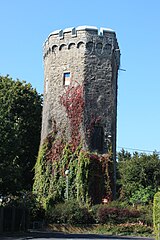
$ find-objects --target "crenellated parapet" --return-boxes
[43,26,120,68]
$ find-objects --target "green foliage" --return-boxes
[0,192,45,222]
[0,75,42,195]
[117,148,132,162]
[153,192,160,240]
[117,150,160,201]
[46,200,94,224]
[76,151,90,205]
[129,185,154,206]
[33,142,48,205]
[136,203,153,226]
[33,135,113,208]
[47,202,153,236]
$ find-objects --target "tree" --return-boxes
[0,75,42,195]
[117,148,132,162]
[117,150,160,202]
[129,185,155,206]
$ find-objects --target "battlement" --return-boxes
[43,25,120,67]
[45,26,115,43]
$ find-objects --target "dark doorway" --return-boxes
[91,126,104,153]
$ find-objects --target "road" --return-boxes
[0,231,155,240]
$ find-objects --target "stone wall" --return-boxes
[41,28,87,143]
[41,26,120,158]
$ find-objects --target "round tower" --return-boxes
[41,25,120,165]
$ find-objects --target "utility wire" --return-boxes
[117,146,160,154]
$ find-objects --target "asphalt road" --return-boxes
[0,231,155,240]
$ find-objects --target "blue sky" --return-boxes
[1,0,160,153]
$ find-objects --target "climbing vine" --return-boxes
[60,84,84,150]
[33,84,114,209]
[33,132,113,209]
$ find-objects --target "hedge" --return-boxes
[153,191,160,240]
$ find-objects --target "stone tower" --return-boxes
[41,26,120,180]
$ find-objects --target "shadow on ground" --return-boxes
[0,230,155,240]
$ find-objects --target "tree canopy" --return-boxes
[0,75,42,195]
[117,149,160,204]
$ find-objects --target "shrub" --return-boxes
[91,204,141,224]
[98,207,118,224]
[46,200,94,224]
[129,185,155,205]
[0,192,45,222]
[136,203,153,226]
[106,200,129,208]
[153,192,160,240]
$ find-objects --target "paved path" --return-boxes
[0,231,155,240]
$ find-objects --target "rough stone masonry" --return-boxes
[41,26,120,186]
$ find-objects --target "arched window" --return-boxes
[68,43,76,49]
[52,45,58,52]
[77,41,85,49]
[96,43,103,54]
[86,41,94,52]
[103,43,112,55]
[59,44,67,51]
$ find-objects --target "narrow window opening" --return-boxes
[63,72,71,86]
[45,78,48,93]
[91,126,104,153]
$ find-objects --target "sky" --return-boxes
[0,0,160,154]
